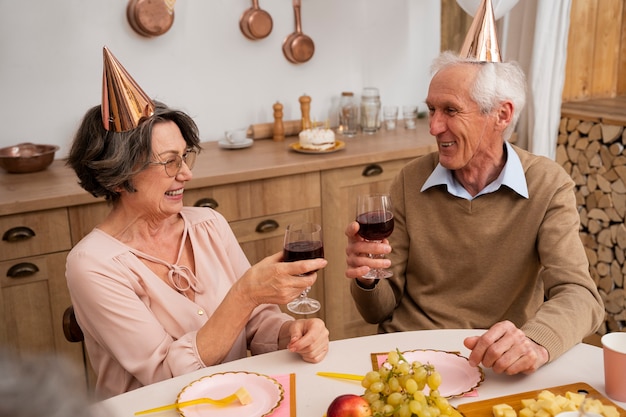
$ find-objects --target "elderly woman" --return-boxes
[66,49,329,399]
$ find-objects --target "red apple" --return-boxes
[326,394,372,417]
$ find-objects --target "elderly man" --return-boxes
[345,48,604,376]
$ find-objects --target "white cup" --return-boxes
[601,332,626,402]
[225,128,248,144]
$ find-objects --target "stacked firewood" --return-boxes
[557,116,626,334]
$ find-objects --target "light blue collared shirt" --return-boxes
[420,141,529,200]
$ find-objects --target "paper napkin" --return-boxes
[269,374,296,417]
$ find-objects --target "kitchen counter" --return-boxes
[0,119,436,216]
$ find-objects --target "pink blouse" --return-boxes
[66,207,293,399]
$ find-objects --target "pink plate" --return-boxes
[375,350,484,398]
[177,371,283,417]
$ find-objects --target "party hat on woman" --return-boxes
[101,46,155,132]
[459,0,501,62]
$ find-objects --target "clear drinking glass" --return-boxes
[283,222,324,314]
[355,194,394,279]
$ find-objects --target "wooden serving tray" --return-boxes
[457,383,626,417]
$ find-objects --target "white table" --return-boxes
[92,329,625,416]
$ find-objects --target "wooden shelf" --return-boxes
[561,96,626,125]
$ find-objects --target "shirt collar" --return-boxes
[420,141,529,200]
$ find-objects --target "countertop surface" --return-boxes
[0,120,437,216]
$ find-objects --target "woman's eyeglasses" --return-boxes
[149,150,197,177]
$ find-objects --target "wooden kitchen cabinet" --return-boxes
[321,158,415,341]
[0,209,84,379]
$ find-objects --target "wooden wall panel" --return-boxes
[590,0,622,97]
[618,3,626,95]
[441,0,626,102]
[563,0,599,101]
[562,0,626,102]
[440,0,473,53]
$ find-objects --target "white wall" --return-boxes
[0,1,441,158]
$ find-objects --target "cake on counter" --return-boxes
[298,127,336,151]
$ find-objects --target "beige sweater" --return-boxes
[351,145,604,361]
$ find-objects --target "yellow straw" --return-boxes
[316,372,364,381]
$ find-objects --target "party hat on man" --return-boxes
[459,0,501,62]
[101,46,155,132]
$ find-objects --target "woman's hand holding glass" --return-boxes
[234,252,326,308]
[283,222,325,314]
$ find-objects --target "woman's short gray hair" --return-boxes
[68,101,202,203]
[431,51,527,140]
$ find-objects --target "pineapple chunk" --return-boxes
[554,395,569,408]
[519,407,535,417]
[560,402,578,412]
[565,391,586,408]
[537,390,556,401]
[493,403,516,417]
[601,405,620,417]
[234,387,253,405]
[537,398,561,416]
[584,399,605,415]
[534,409,551,417]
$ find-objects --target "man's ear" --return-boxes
[496,101,514,130]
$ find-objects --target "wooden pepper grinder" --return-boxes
[299,94,312,131]
[273,101,285,142]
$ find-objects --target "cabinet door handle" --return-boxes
[362,164,383,177]
[255,219,279,234]
[2,226,36,242]
[194,198,219,209]
[7,262,40,278]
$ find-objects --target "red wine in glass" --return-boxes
[355,194,394,279]
[356,211,394,241]
[283,223,323,314]
[284,241,324,263]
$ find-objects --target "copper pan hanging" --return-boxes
[240,0,273,40]
[127,0,175,38]
[282,0,314,64]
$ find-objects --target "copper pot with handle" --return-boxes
[240,0,273,40]
[282,0,314,64]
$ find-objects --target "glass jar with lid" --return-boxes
[360,87,381,134]
[338,92,358,137]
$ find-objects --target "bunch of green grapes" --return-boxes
[360,349,463,417]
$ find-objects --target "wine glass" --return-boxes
[283,222,324,314]
[355,194,394,279]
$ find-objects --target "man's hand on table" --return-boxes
[463,320,549,375]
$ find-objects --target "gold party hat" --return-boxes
[459,0,501,62]
[101,46,155,132]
